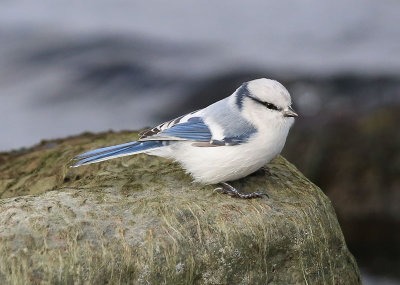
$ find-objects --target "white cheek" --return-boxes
[242,103,274,128]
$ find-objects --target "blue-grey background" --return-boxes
[0,1,399,284]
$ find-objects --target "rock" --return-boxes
[0,131,360,284]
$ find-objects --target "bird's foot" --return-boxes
[214,182,268,199]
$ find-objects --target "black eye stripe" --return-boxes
[247,96,280,111]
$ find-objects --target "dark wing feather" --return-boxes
[139,110,255,146]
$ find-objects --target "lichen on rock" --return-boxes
[0,131,360,284]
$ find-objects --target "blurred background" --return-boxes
[0,0,399,283]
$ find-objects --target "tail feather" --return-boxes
[72,141,164,167]
[74,141,139,160]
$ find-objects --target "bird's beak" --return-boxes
[283,106,298,118]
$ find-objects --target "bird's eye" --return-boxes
[265,102,278,110]
[247,95,280,111]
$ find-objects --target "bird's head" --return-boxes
[234,78,297,128]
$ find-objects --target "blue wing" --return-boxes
[139,117,212,142]
[140,116,255,146]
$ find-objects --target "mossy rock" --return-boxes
[0,131,360,284]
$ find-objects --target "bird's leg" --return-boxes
[214,182,268,199]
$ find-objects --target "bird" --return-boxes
[72,78,298,199]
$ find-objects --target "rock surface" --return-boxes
[0,131,360,284]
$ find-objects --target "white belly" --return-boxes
[149,127,290,184]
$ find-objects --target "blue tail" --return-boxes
[72,141,165,167]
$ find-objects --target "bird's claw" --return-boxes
[214,182,269,199]
[213,187,224,193]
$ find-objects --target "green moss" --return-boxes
[0,131,360,284]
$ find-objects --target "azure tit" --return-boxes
[72,78,298,198]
